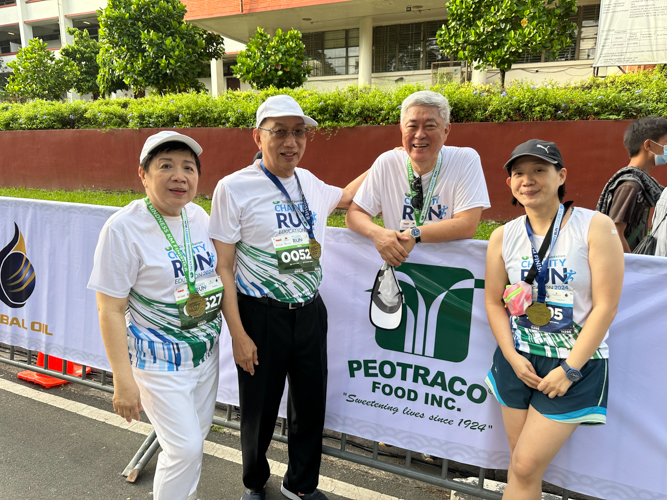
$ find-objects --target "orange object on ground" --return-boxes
[17,352,92,388]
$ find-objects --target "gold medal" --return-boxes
[526,302,551,326]
[185,292,207,318]
[309,238,322,260]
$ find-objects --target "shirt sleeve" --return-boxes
[209,179,242,244]
[452,148,491,215]
[608,181,641,225]
[352,154,385,217]
[652,190,667,257]
[311,174,343,215]
[87,223,139,299]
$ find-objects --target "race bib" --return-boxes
[516,286,574,335]
[272,233,319,274]
[399,219,417,231]
[174,275,224,330]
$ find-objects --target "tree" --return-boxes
[436,0,578,88]
[233,28,311,90]
[60,27,101,98]
[97,0,225,96]
[5,38,75,100]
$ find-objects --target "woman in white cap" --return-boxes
[89,131,223,500]
[484,139,623,499]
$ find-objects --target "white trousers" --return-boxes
[132,342,219,500]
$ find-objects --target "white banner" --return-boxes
[1,198,666,500]
[594,0,667,67]
[0,197,114,370]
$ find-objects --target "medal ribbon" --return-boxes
[406,151,444,226]
[260,161,316,240]
[144,197,198,296]
[525,203,565,304]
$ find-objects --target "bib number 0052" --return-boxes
[272,233,319,275]
[281,248,312,263]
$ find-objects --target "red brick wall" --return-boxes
[183,0,351,21]
[3,121,665,221]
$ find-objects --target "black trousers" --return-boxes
[237,293,328,494]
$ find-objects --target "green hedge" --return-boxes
[1,69,665,131]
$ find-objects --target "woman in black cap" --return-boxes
[483,139,623,499]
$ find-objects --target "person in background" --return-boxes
[485,139,623,499]
[597,117,667,252]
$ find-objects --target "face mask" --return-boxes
[651,140,667,166]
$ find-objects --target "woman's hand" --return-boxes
[232,330,259,376]
[113,378,143,422]
[507,352,542,389]
[537,366,573,398]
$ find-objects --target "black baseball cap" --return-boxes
[503,139,563,170]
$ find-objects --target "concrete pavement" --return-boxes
[0,363,454,500]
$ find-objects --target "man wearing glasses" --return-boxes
[346,90,490,266]
[209,95,366,500]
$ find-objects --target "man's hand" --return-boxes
[371,228,411,267]
[399,230,416,255]
[232,329,259,376]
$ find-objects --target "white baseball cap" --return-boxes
[369,263,404,331]
[140,131,203,164]
[255,95,318,128]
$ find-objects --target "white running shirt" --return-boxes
[209,164,342,303]
[88,200,221,371]
[353,146,490,230]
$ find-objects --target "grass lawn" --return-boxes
[0,187,504,240]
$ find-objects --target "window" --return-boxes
[303,28,359,76]
[517,4,601,63]
[0,0,16,6]
[578,5,600,60]
[373,20,448,73]
[35,33,60,42]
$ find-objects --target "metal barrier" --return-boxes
[0,343,584,500]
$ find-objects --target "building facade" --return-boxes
[0,0,102,68]
[0,0,614,94]
[182,0,616,94]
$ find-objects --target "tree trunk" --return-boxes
[500,69,506,89]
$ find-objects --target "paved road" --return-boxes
[0,362,455,500]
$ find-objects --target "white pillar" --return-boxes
[358,16,373,86]
[210,58,226,96]
[58,0,74,47]
[471,67,487,85]
[17,0,33,48]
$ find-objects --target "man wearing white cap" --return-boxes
[209,95,366,500]
[346,90,490,265]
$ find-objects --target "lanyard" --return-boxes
[406,151,443,226]
[260,161,315,240]
[525,203,565,304]
[144,197,197,296]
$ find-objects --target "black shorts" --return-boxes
[485,346,609,426]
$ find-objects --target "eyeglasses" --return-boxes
[411,176,423,211]
[257,127,309,140]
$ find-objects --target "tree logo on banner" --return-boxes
[375,263,484,362]
[0,223,36,308]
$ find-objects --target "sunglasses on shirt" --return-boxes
[411,176,423,211]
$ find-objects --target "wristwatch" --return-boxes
[410,226,421,244]
[560,360,582,382]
